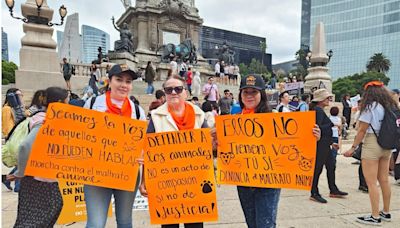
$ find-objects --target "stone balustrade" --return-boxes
[59,63,109,78]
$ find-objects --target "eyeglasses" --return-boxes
[364,81,384,90]
[164,86,184,95]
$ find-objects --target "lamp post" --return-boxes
[5,0,67,26]
[7,0,69,93]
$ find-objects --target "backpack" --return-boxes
[1,111,44,168]
[89,96,141,119]
[296,103,306,112]
[371,108,400,150]
[71,65,76,75]
[277,105,284,113]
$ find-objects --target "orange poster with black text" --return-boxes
[56,181,112,224]
[25,103,147,191]
[144,129,218,224]
[215,112,317,190]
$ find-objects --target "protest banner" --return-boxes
[56,181,112,224]
[266,91,279,109]
[144,129,218,224]
[284,82,304,95]
[25,103,147,191]
[350,94,361,109]
[215,111,316,190]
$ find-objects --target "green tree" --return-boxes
[2,61,18,85]
[332,71,390,101]
[248,58,268,75]
[366,53,391,73]
[239,63,249,77]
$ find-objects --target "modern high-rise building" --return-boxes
[81,25,110,64]
[58,13,82,63]
[301,0,400,88]
[199,26,272,71]
[2,27,9,62]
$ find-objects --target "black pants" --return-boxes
[343,108,351,127]
[359,164,367,188]
[162,223,203,228]
[393,151,400,181]
[311,143,338,195]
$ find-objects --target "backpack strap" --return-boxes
[89,96,97,109]
[278,105,284,112]
[134,103,140,120]
[369,123,378,138]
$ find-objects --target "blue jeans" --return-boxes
[84,175,139,228]
[146,82,154,94]
[237,186,281,228]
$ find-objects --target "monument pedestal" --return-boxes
[304,66,332,93]
[108,51,139,70]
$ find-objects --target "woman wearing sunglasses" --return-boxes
[344,81,398,226]
[139,75,208,228]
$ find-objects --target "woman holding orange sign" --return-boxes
[235,75,321,228]
[139,75,209,228]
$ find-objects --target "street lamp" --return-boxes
[327,49,333,62]
[5,0,67,26]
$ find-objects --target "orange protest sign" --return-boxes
[56,181,112,224]
[215,112,317,190]
[25,103,147,191]
[144,129,218,224]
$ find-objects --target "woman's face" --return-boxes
[241,88,261,110]
[320,96,332,107]
[164,78,187,106]
[109,74,133,100]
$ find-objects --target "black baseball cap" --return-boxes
[240,74,265,91]
[108,64,138,80]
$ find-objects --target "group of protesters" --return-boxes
[2,62,400,227]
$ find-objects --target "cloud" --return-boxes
[2,0,300,65]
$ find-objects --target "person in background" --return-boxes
[309,89,348,204]
[288,95,299,111]
[218,89,233,115]
[2,88,22,137]
[276,91,290,112]
[202,76,219,107]
[344,81,398,225]
[190,96,201,108]
[89,63,101,96]
[298,94,310,111]
[329,106,342,180]
[214,61,220,83]
[25,90,46,116]
[68,92,85,107]
[179,61,187,77]
[390,89,400,184]
[202,101,216,128]
[149,90,166,112]
[170,57,178,75]
[186,67,193,96]
[342,94,352,129]
[83,64,146,228]
[236,74,321,227]
[233,64,240,86]
[191,71,201,97]
[10,87,68,227]
[145,61,156,95]
[140,75,208,228]
[62,58,72,91]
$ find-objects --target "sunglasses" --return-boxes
[364,81,384,90]
[164,86,184,94]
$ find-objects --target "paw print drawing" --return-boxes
[201,180,213,194]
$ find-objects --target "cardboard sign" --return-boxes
[25,103,147,191]
[144,129,218,224]
[56,181,112,224]
[215,112,317,190]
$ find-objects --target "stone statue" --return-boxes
[217,41,235,64]
[120,0,131,9]
[112,16,134,53]
[156,39,197,63]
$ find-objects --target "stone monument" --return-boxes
[304,22,333,93]
[113,0,212,79]
[15,0,65,92]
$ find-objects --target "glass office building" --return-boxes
[81,25,110,64]
[301,0,400,88]
[199,26,272,71]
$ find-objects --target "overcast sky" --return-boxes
[2,0,301,65]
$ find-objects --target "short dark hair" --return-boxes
[192,96,199,101]
[155,90,165,99]
[330,106,339,116]
[279,91,289,101]
[224,89,230,93]
[45,87,69,106]
[201,101,213,112]
[301,94,310,101]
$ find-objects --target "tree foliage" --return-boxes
[239,58,270,82]
[366,53,391,73]
[332,71,390,101]
[2,61,18,85]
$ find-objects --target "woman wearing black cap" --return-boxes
[83,64,147,228]
[236,75,321,228]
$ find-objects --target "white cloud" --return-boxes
[2,0,300,65]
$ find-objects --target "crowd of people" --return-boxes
[2,59,400,227]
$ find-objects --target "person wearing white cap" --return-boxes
[309,89,348,204]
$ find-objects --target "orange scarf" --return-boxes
[105,91,132,118]
[169,103,195,130]
[242,108,255,115]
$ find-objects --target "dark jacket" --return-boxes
[145,65,156,83]
[315,106,333,144]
